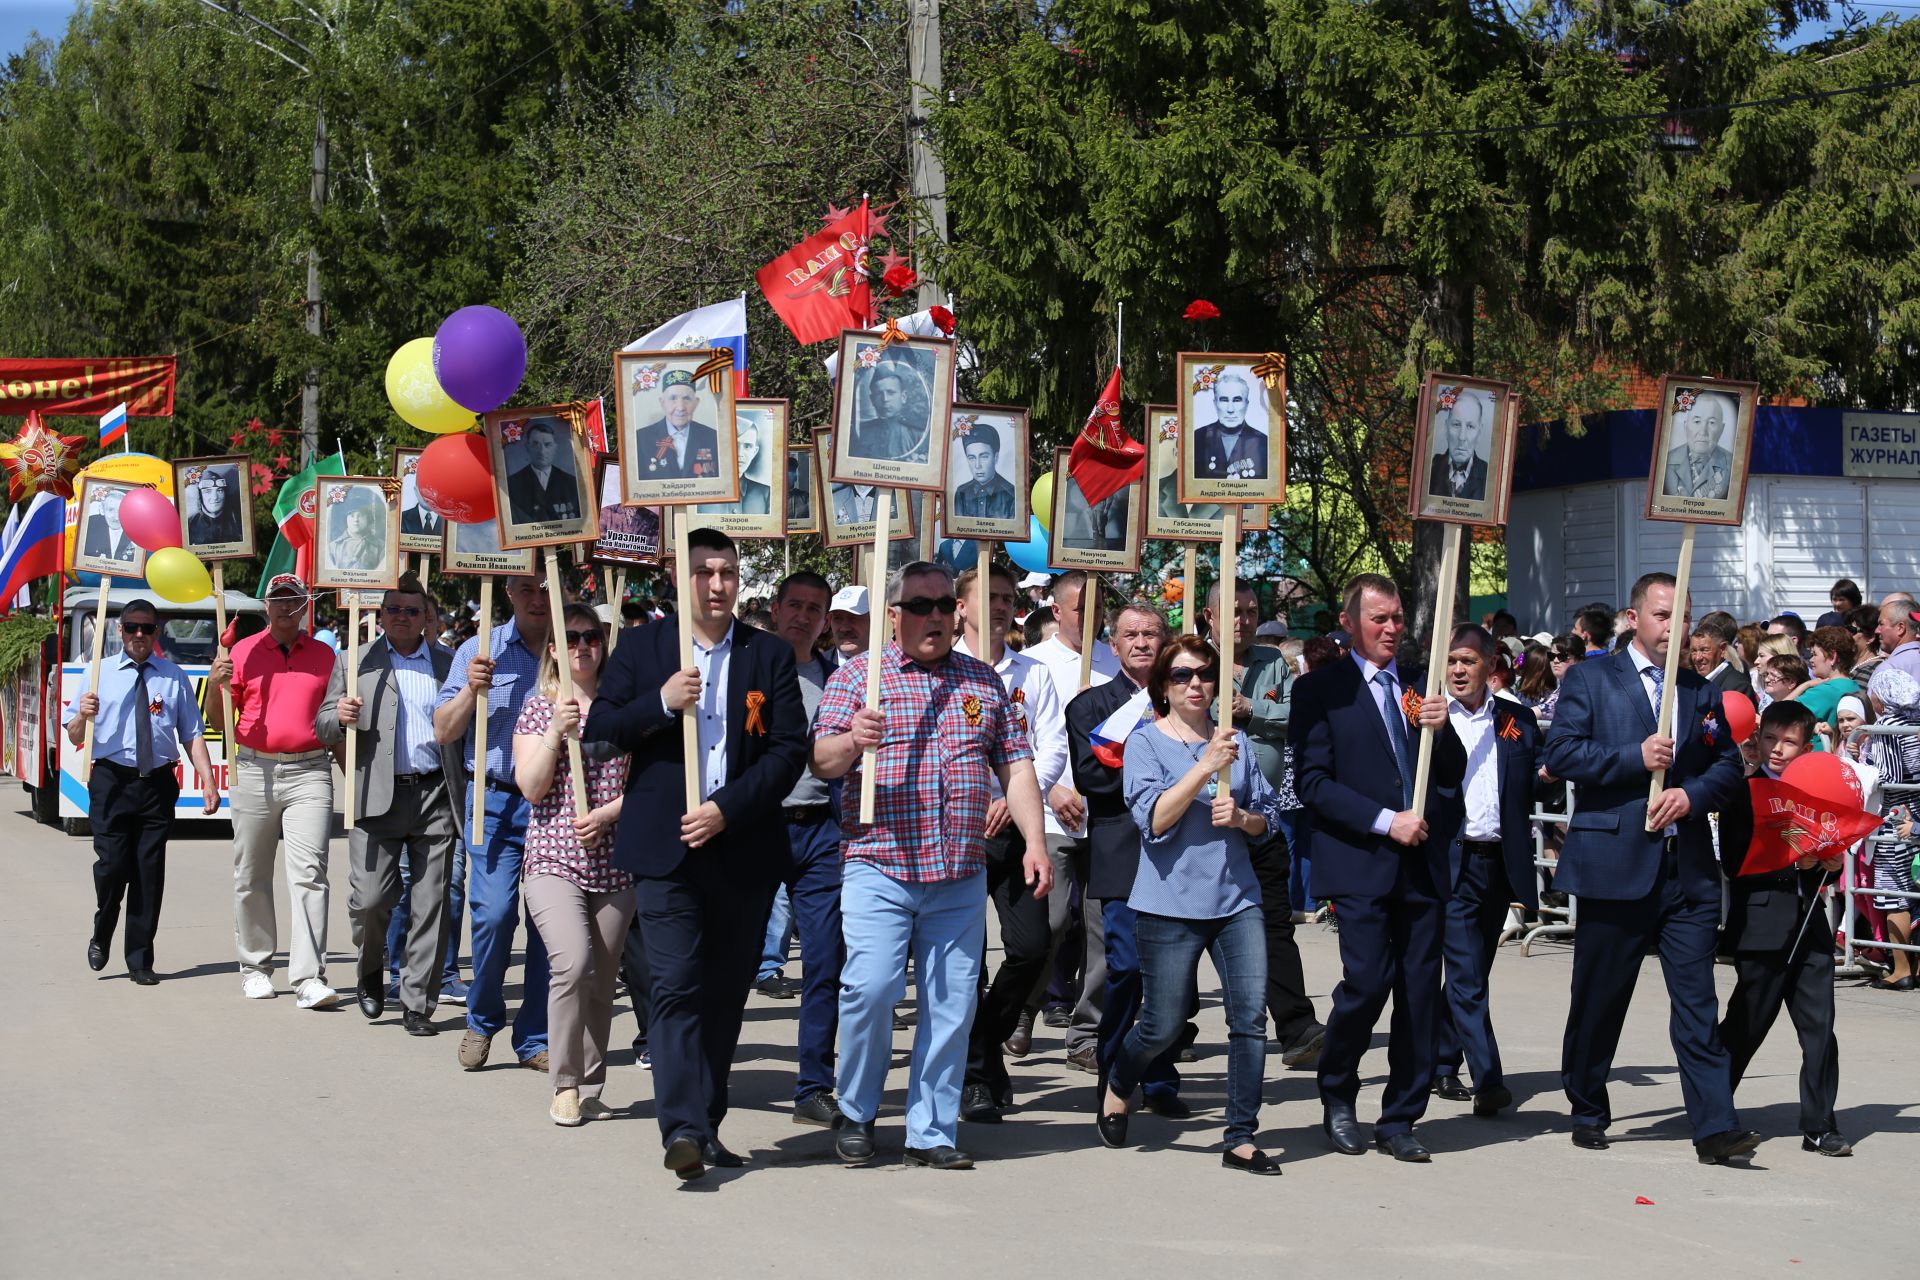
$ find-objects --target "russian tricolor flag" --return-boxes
[1089,687,1155,769]
[99,401,128,449]
[0,492,68,612]
[624,295,748,396]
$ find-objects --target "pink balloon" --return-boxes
[119,487,182,552]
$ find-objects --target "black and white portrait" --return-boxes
[484,406,599,550]
[1175,352,1286,506]
[1646,377,1757,526]
[1661,390,1735,500]
[942,404,1028,542]
[829,331,955,492]
[1408,374,1515,527]
[72,478,148,578]
[394,447,444,552]
[1046,447,1142,572]
[1143,407,1267,540]
[313,478,400,591]
[173,455,254,561]
[614,349,740,507]
[786,444,818,535]
[695,398,787,538]
[815,428,918,549]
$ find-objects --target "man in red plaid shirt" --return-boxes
[813,560,1052,1170]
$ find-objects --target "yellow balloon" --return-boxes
[386,337,478,434]
[147,546,214,604]
[1031,472,1055,533]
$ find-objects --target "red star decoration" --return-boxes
[264,428,284,447]
[866,202,894,239]
[229,431,247,447]
[244,417,264,435]
[0,410,86,501]
[273,454,291,472]
[876,248,911,276]
[822,200,852,225]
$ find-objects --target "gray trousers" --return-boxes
[348,774,458,1016]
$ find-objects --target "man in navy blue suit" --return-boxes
[584,526,808,1182]
[1290,573,1463,1162]
[1543,571,1759,1165]
[1425,624,1541,1117]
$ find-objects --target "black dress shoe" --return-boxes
[402,1010,438,1037]
[904,1145,974,1169]
[793,1091,840,1127]
[663,1135,707,1181]
[834,1116,876,1164]
[961,1082,1003,1124]
[357,973,385,1021]
[87,940,107,972]
[129,968,159,986]
[1803,1130,1853,1157]
[1472,1084,1514,1117]
[1695,1129,1763,1165]
[1143,1093,1192,1120]
[1096,1108,1130,1149]
[1323,1103,1366,1155]
[1222,1148,1283,1176]
[1432,1072,1473,1102]
[1375,1132,1432,1163]
[700,1139,745,1168]
[1571,1125,1610,1150]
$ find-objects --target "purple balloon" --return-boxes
[432,305,528,412]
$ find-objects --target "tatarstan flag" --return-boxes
[257,449,345,594]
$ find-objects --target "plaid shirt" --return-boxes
[814,640,1031,882]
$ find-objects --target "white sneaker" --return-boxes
[295,980,342,1010]
[551,1088,583,1127]
[242,971,276,1000]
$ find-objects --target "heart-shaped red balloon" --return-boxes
[415,432,495,524]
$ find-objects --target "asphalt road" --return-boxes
[5,796,1914,1278]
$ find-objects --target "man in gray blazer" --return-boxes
[315,575,464,1036]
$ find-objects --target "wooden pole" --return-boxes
[975,541,992,656]
[211,564,234,775]
[1077,573,1099,692]
[1181,545,1198,636]
[1216,506,1239,794]
[544,549,590,819]
[1410,522,1463,818]
[471,578,493,843]
[344,598,359,831]
[606,567,626,653]
[80,579,111,782]
[858,489,893,823]
[1648,522,1697,822]
[674,508,700,814]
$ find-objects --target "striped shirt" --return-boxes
[386,642,443,774]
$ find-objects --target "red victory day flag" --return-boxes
[1067,365,1143,506]
[756,200,873,345]
[1738,776,1883,877]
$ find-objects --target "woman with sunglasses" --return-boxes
[514,604,633,1126]
[1099,636,1283,1175]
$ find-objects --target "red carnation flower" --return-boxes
[1184,299,1221,322]
[929,305,955,336]
[882,264,918,297]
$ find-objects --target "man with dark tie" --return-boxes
[1543,571,1758,1164]
[1289,573,1461,1162]
[505,420,582,525]
[401,492,444,540]
[65,599,220,985]
[1426,624,1540,1116]
[1425,391,1489,502]
[633,370,721,481]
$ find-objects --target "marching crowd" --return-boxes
[63,543,1919,1181]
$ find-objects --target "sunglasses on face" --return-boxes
[120,622,157,636]
[1167,665,1219,686]
[564,629,604,649]
[898,596,958,617]
[382,605,423,618]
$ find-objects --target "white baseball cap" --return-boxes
[829,585,870,616]
[1017,571,1050,589]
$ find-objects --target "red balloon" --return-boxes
[416,432,495,524]
[119,486,183,552]
[1721,690,1757,745]
[1782,749,1864,811]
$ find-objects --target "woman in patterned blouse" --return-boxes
[515,604,632,1126]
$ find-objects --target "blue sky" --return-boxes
[0,1,79,60]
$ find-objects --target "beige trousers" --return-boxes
[231,754,335,986]
[524,874,636,1096]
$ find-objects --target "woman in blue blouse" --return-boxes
[1099,636,1283,1175]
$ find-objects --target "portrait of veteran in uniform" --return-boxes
[696,409,772,516]
[1661,390,1735,501]
[951,423,1016,520]
[184,464,244,547]
[848,360,931,465]
[633,369,722,481]
[504,419,583,525]
[1427,387,1491,503]
[1192,372,1267,482]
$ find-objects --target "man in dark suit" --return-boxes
[400,498,443,541]
[1425,624,1540,1116]
[583,526,806,1182]
[1426,392,1489,502]
[83,487,138,563]
[1290,573,1462,1162]
[1542,571,1759,1164]
[505,420,581,525]
[1689,622,1749,697]
[633,370,721,482]
[1191,373,1267,481]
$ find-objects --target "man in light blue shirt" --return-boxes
[64,599,219,984]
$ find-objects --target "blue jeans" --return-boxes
[463,782,548,1058]
[1112,906,1268,1148]
[778,814,844,1102]
[1097,899,1180,1102]
[757,884,794,982]
[1277,809,1311,910]
[387,840,465,986]
[836,862,985,1150]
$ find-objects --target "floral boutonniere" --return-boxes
[744,690,767,736]
[1400,686,1423,728]
[1700,712,1719,747]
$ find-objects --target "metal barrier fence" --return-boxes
[1515,774,1576,956]
[1838,722,1920,978]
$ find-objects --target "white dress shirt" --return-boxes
[661,622,733,801]
[1628,644,1678,837]
[669,423,689,469]
[956,638,1068,802]
[1447,693,1501,841]
[1354,651,1411,836]
[1022,634,1119,836]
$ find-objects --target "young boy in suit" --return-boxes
[1718,699,1851,1156]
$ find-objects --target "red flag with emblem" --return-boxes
[1067,366,1143,506]
[1738,777,1882,877]
[755,200,873,345]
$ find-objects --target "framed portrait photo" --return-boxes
[942,403,1030,542]
[1143,406,1270,540]
[172,455,255,561]
[828,330,955,492]
[693,397,787,538]
[851,519,924,588]
[483,404,599,550]
[592,465,662,565]
[815,429,918,549]
[311,476,402,591]
[71,476,152,578]
[443,517,536,575]
[1047,447,1143,572]
[614,348,740,507]
[786,443,819,535]
[1175,351,1286,507]
[1407,374,1518,527]
[394,447,445,553]
[1645,375,1759,525]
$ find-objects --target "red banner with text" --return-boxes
[0,357,176,418]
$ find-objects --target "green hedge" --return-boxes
[0,614,54,687]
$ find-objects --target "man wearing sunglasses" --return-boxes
[813,561,1052,1171]
[66,599,220,985]
[316,575,460,1036]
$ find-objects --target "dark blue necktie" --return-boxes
[133,662,155,776]
[1645,665,1666,722]
[1376,670,1414,808]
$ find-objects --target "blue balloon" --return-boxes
[1004,515,1051,574]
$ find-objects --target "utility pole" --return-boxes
[304,108,327,469]
[907,0,947,312]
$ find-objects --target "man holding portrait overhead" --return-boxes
[634,370,721,481]
[850,363,929,464]
[505,420,582,524]
[1661,391,1734,500]
[1193,373,1267,481]
[952,424,1017,520]
[1427,389,1489,503]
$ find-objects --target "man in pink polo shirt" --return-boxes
[208,574,341,1008]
